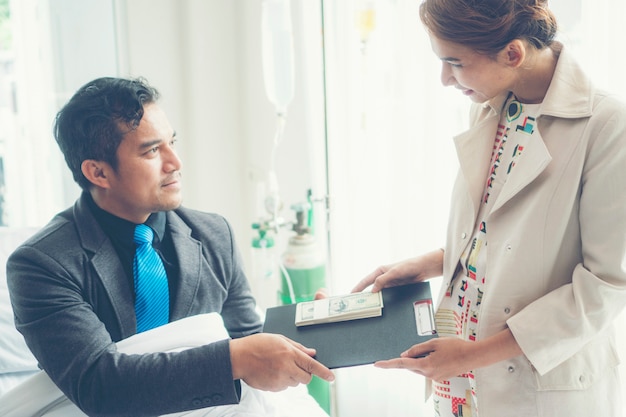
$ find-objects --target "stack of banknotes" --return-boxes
[294,292,384,327]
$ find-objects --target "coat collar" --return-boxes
[481,43,594,120]
[454,44,593,218]
[73,193,204,334]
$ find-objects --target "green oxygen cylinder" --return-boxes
[278,200,326,304]
[279,233,326,304]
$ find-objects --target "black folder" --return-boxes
[262,282,438,369]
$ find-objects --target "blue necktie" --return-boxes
[133,224,169,333]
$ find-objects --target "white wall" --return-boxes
[120,0,247,240]
[118,0,327,278]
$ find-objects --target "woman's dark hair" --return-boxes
[53,77,160,190]
[419,0,558,56]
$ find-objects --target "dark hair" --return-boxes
[419,0,558,56]
[53,77,160,190]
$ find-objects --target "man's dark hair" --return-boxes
[53,77,160,190]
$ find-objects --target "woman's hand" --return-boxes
[352,248,444,293]
[374,337,475,381]
[374,329,523,381]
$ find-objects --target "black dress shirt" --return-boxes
[85,193,179,306]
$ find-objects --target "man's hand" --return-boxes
[229,333,335,392]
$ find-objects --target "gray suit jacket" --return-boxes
[7,193,263,417]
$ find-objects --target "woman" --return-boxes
[353,0,626,416]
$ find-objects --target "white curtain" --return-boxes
[322,1,460,414]
[320,0,626,416]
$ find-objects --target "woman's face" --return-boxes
[429,35,516,103]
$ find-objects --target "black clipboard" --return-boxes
[262,282,438,369]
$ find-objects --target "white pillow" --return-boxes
[0,227,40,393]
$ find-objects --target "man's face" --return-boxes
[103,103,183,223]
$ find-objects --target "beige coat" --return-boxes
[440,45,626,416]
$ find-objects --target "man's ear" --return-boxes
[502,39,526,68]
[81,160,111,189]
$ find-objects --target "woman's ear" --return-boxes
[502,39,526,68]
[81,160,111,189]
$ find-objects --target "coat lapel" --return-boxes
[453,110,500,222]
[491,128,552,213]
[166,213,203,321]
[454,96,553,218]
[74,195,206,332]
[90,246,136,336]
[74,194,136,336]
[490,45,592,212]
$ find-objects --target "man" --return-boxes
[6,77,334,416]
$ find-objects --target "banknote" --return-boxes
[295,292,383,327]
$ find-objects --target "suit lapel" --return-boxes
[91,246,136,336]
[166,213,203,321]
[74,194,136,336]
[75,196,206,331]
